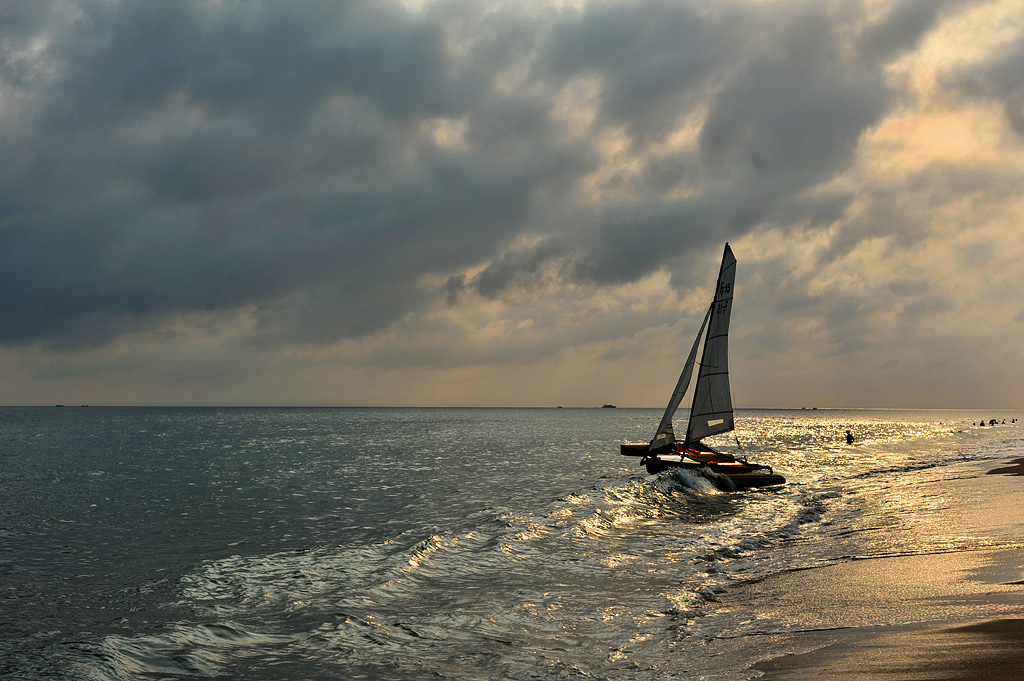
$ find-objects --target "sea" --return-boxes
[1,406,1022,680]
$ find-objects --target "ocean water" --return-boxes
[1,406,1022,680]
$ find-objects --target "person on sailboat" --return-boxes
[845,430,854,444]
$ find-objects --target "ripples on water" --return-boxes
[1,407,1021,680]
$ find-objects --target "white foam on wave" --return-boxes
[973,433,1024,461]
[67,622,299,681]
[665,466,730,494]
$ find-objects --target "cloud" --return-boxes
[1,0,565,345]
[954,34,1024,137]
[543,1,743,134]
[858,0,968,61]
[1,0,1021,407]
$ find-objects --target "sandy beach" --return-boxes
[733,459,1024,680]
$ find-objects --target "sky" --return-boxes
[1,0,1023,408]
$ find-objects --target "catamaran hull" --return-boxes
[645,456,785,489]
[621,442,785,488]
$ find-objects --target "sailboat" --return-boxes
[620,243,785,489]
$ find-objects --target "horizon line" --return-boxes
[4,405,1021,411]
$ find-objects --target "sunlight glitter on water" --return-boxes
[4,407,1022,681]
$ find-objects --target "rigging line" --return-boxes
[726,360,748,460]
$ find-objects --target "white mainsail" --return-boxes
[684,243,736,445]
[648,243,737,453]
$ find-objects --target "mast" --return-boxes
[684,243,736,448]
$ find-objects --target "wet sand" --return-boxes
[754,618,1024,680]
[741,459,1024,680]
[986,457,1024,477]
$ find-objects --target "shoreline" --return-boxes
[736,457,1024,680]
[754,617,1024,680]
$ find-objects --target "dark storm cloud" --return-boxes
[544,0,743,138]
[468,237,574,300]
[0,0,551,346]
[541,0,965,289]
[0,0,968,350]
[699,11,886,185]
[955,35,1024,137]
[858,0,966,61]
